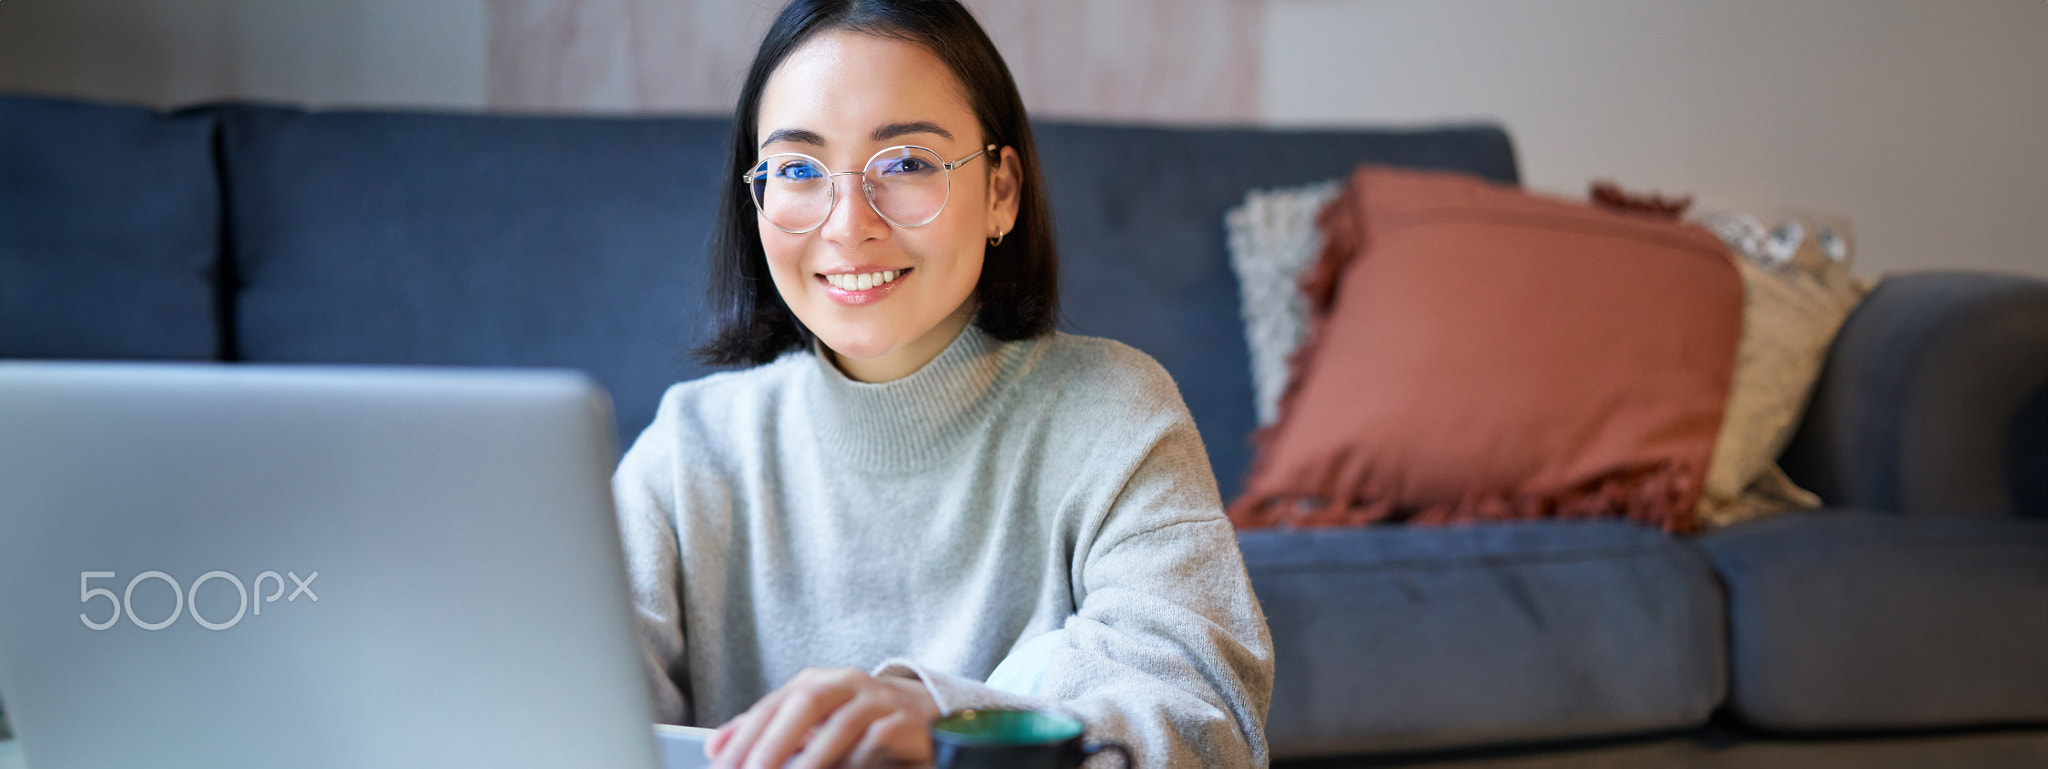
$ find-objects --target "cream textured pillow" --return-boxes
[1692,210,1871,527]
[1225,180,1344,427]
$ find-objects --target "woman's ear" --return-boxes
[986,145,1023,238]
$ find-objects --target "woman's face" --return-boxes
[754,30,1021,383]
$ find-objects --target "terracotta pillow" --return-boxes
[1228,167,1744,533]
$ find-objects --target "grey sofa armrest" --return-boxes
[1780,271,2048,518]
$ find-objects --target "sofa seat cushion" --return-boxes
[1702,510,2048,731]
[217,106,728,445]
[1238,521,1725,758]
[0,95,220,360]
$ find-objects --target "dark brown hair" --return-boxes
[695,0,1059,366]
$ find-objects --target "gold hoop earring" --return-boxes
[988,229,1005,247]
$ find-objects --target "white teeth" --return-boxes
[826,270,905,291]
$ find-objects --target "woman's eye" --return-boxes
[879,157,929,176]
[775,161,821,181]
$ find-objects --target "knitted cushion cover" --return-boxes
[1224,180,1345,429]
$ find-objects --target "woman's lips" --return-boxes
[817,267,910,306]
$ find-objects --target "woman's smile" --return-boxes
[817,265,913,305]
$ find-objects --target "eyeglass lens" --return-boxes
[749,146,952,232]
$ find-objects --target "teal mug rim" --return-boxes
[930,708,1085,747]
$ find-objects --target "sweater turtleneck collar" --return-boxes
[804,323,1036,471]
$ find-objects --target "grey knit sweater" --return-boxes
[611,324,1274,767]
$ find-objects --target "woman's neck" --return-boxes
[828,301,978,383]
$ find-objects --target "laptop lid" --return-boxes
[0,362,661,769]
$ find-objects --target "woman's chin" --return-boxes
[817,333,903,365]
[808,303,973,381]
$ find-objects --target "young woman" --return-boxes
[611,2,1273,766]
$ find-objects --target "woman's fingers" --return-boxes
[709,685,790,768]
[708,667,863,769]
[709,667,939,769]
[843,677,939,768]
[705,721,738,757]
[783,694,893,769]
[739,680,857,769]
[844,711,934,769]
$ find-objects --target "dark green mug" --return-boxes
[930,709,1132,769]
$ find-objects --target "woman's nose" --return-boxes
[821,173,889,244]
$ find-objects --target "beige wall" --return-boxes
[0,0,487,109]
[1261,0,2048,277]
[1,0,2042,276]
[0,0,1258,119]
[481,0,1261,120]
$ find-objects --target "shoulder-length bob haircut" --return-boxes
[695,0,1059,367]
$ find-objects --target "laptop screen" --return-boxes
[0,363,662,769]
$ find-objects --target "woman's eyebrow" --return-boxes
[760,127,825,148]
[872,121,953,143]
[759,122,953,149]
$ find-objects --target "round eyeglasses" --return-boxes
[742,144,996,234]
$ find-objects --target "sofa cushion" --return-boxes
[1224,179,1346,429]
[1238,521,1725,758]
[217,106,727,446]
[1685,209,1867,528]
[1702,510,2048,731]
[0,94,220,360]
[1231,167,1744,532]
[1031,123,1518,502]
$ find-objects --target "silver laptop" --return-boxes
[0,362,707,769]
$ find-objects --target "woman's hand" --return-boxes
[706,666,940,769]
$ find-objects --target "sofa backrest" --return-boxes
[0,95,222,361]
[1,93,1520,495]
[207,104,1519,491]
[213,105,732,453]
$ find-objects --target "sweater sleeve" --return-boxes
[612,403,693,725]
[877,411,1276,768]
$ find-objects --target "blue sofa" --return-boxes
[4,92,2046,767]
